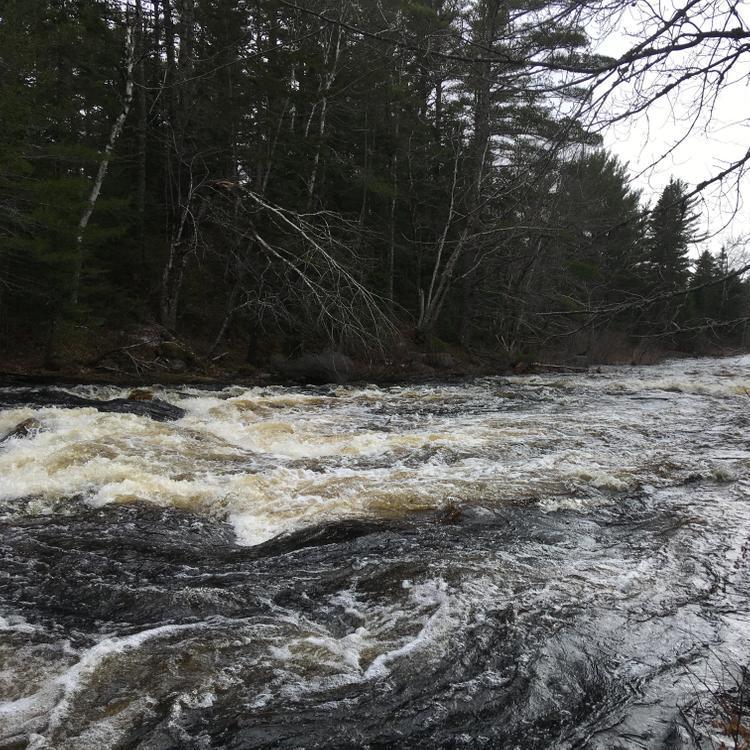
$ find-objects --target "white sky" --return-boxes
[592,5,750,261]
[604,105,750,255]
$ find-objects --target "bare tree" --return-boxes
[204,183,395,352]
[551,2,750,213]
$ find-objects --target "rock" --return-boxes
[0,418,42,445]
[439,500,463,524]
[409,361,436,378]
[127,388,154,401]
[159,341,197,365]
[271,351,354,384]
[0,391,185,422]
[106,398,185,421]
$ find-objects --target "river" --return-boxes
[1,355,749,748]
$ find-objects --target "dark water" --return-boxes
[1,357,749,748]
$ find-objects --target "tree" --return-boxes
[0,0,131,352]
[542,2,750,213]
[414,0,598,340]
[646,178,699,293]
[689,250,722,319]
[553,150,647,306]
[2,0,748,369]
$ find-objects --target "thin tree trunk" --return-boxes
[457,0,500,344]
[261,99,288,195]
[135,0,148,274]
[388,146,398,308]
[160,194,192,330]
[71,8,136,304]
[209,279,242,355]
[417,144,461,331]
[358,110,370,233]
[161,0,177,123]
[158,0,196,331]
[306,26,341,211]
[387,64,402,308]
[418,1,499,338]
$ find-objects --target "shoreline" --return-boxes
[1,348,747,390]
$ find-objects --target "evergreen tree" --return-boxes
[689,250,721,320]
[646,178,699,291]
[552,150,647,308]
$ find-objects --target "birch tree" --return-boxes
[70,2,137,305]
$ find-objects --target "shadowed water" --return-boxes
[1,356,749,748]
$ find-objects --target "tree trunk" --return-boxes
[306,25,341,211]
[160,196,193,330]
[158,0,197,331]
[209,279,242,355]
[456,0,501,343]
[135,0,148,274]
[70,8,136,304]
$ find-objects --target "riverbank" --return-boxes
[2,321,746,388]
[1,349,742,389]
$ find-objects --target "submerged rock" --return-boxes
[0,390,185,422]
[0,417,42,445]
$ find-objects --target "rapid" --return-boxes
[1,355,749,748]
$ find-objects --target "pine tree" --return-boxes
[552,150,647,308]
[689,250,721,321]
[646,178,699,291]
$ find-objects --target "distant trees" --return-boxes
[0,0,748,367]
[633,178,700,336]
[682,248,750,347]
[0,0,130,359]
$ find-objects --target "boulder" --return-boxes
[159,341,197,365]
[100,397,186,421]
[167,359,188,374]
[0,417,42,445]
[0,391,185,422]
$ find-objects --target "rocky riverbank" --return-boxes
[4,319,743,390]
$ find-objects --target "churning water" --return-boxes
[1,356,750,748]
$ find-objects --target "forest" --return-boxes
[1,0,749,378]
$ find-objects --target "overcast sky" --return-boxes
[593,5,750,261]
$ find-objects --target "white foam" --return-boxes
[364,579,453,679]
[1,354,748,544]
[0,622,208,745]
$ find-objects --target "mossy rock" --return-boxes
[159,341,197,364]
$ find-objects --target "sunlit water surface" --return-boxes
[1,356,749,748]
